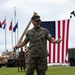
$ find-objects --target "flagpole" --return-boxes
[14,7,16,45]
[17,20,19,44]
[17,20,19,52]
[11,18,13,58]
[5,17,7,54]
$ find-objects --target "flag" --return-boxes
[0,21,2,28]
[70,11,75,18]
[3,23,6,29]
[1,19,6,25]
[9,21,12,31]
[13,22,18,32]
[2,19,6,29]
[40,19,70,63]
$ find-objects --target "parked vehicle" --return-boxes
[0,56,9,68]
[68,48,75,66]
[0,50,18,68]
[6,58,18,67]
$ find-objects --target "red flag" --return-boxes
[9,21,12,31]
[1,19,6,25]
[41,19,70,63]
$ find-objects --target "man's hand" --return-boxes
[13,45,18,52]
[56,37,62,44]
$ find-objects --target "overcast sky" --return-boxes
[0,0,75,55]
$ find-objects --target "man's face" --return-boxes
[32,20,41,28]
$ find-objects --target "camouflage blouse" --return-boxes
[25,27,51,57]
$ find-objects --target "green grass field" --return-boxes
[0,66,75,75]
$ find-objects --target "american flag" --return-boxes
[41,19,70,63]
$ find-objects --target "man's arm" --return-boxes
[13,39,29,50]
[48,36,62,44]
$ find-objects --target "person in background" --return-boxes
[14,14,62,75]
[18,47,26,71]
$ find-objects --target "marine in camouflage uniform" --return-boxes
[26,26,49,75]
[14,14,62,75]
[18,47,26,71]
[25,15,51,75]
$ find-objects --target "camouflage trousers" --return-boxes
[26,57,47,75]
[18,60,26,71]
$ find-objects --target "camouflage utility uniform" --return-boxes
[25,27,51,75]
[18,49,25,71]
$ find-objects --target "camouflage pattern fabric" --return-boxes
[19,50,25,60]
[26,57,47,75]
[26,27,50,57]
[18,50,25,71]
[25,27,50,75]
